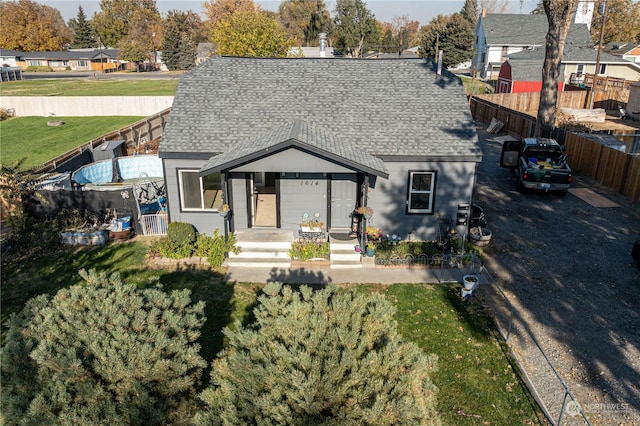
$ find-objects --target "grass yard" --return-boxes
[0,78,179,96]
[0,116,144,168]
[459,74,495,95]
[1,239,544,425]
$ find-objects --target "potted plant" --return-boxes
[462,274,479,290]
[356,206,374,220]
[218,203,230,217]
[365,241,376,257]
[301,219,324,233]
[366,226,382,241]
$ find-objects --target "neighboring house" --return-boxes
[622,45,640,64]
[473,13,594,80]
[0,48,24,81]
[497,45,640,93]
[195,43,216,65]
[158,57,482,242]
[0,48,24,67]
[20,49,121,72]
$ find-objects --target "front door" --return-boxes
[253,172,278,227]
[331,175,357,228]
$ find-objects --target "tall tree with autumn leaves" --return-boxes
[0,0,72,51]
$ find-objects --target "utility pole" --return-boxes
[589,0,607,109]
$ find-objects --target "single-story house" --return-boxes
[20,48,122,72]
[158,57,482,244]
[497,45,640,93]
[0,48,24,67]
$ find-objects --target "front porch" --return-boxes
[225,228,364,269]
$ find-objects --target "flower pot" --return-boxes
[469,226,492,246]
[365,247,376,257]
[463,275,479,290]
[355,245,362,253]
[461,287,474,299]
[218,210,229,217]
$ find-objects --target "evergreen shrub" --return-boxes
[0,269,207,426]
[193,229,239,267]
[167,221,197,246]
[196,283,441,425]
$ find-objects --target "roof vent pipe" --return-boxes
[319,33,327,57]
[437,50,443,75]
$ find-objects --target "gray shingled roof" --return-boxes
[481,14,594,47]
[21,49,119,60]
[507,45,636,64]
[160,57,480,162]
[200,119,389,177]
[505,45,640,81]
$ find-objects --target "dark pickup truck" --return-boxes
[500,137,572,193]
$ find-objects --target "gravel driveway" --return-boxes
[473,126,640,426]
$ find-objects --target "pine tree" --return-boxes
[69,6,96,48]
[0,269,207,425]
[196,283,440,425]
[461,0,479,26]
[162,10,203,71]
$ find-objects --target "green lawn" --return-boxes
[0,116,144,168]
[459,75,495,95]
[1,240,544,425]
[0,78,179,96]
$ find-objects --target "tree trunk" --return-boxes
[535,0,580,137]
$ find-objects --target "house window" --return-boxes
[598,63,607,75]
[78,60,88,67]
[501,46,508,59]
[407,171,436,214]
[178,170,223,211]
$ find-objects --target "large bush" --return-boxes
[0,269,207,426]
[150,228,238,267]
[196,283,440,426]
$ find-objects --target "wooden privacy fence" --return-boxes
[31,108,171,174]
[469,95,640,202]
[469,96,537,138]
[564,133,640,202]
[474,91,588,113]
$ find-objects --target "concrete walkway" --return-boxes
[224,265,484,285]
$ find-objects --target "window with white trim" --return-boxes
[178,170,223,211]
[407,171,436,214]
[598,63,607,75]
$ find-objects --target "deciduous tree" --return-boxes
[420,13,474,68]
[0,0,72,51]
[536,0,580,137]
[0,269,207,425]
[590,0,640,43]
[277,0,331,46]
[92,0,159,48]
[196,283,440,425]
[202,0,257,34]
[212,9,293,57]
[332,0,380,57]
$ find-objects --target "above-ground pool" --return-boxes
[72,155,163,185]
